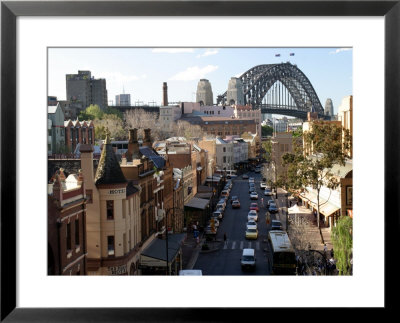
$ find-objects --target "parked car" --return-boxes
[212,210,223,220]
[250,192,259,200]
[262,177,266,182]
[264,188,272,196]
[271,220,283,230]
[268,203,278,213]
[255,168,261,173]
[207,218,219,228]
[221,190,229,198]
[245,227,258,240]
[232,200,241,209]
[247,210,258,222]
[249,202,259,212]
[260,182,267,190]
[242,174,249,179]
[249,177,255,182]
[249,187,256,194]
[267,199,275,207]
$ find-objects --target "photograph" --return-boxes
[47,47,353,276]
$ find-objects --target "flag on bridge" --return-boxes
[275,54,281,57]
[290,53,295,56]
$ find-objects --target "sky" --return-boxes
[48,47,352,115]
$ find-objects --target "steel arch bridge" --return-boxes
[217,63,325,119]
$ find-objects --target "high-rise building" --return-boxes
[66,70,108,110]
[115,93,131,106]
[196,79,213,106]
[324,98,334,116]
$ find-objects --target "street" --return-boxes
[194,171,277,275]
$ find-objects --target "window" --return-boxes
[223,147,226,152]
[223,156,226,163]
[107,236,115,256]
[66,222,71,251]
[107,200,114,220]
[86,190,93,204]
[75,219,80,246]
[218,111,220,115]
[280,144,284,152]
[285,144,289,152]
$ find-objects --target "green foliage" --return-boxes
[292,128,303,138]
[262,125,273,137]
[282,121,352,227]
[104,106,123,120]
[331,216,353,275]
[262,139,272,162]
[78,104,104,121]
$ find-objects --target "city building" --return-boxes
[115,93,131,106]
[215,138,234,170]
[199,105,236,118]
[180,115,257,137]
[159,105,182,133]
[270,131,294,180]
[196,79,214,106]
[66,70,108,110]
[48,95,58,106]
[48,103,65,154]
[337,95,353,158]
[234,105,261,138]
[325,98,334,117]
[58,100,85,120]
[226,77,245,105]
[48,169,87,275]
[80,134,142,275]
[299,159,352,229]
[64,119,95,153]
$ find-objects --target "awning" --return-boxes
[184,197,210,210]
[195,192,213,199]
[319,202,340,217]
[140,234,186,267]
[300,191,340,217]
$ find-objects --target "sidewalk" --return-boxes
[273,188,333,253]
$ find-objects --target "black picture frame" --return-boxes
[1,0,398,321]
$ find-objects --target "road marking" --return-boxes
[231,241,236,249]
[247,241,252,249]
[240,241,244,249]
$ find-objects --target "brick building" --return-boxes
[48,169,87,275]
[64,119,95,153]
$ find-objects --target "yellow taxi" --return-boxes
[245,227,258,240]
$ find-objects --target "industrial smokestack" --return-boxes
[162,82,168,106]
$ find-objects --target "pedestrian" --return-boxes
[223,232,227,246]
[261,197,264,207]
[196,236,200,245]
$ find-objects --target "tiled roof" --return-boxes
[94,137,127,186]
[139,146,165,169]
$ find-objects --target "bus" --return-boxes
[268,230,297,275]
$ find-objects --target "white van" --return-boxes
[179,269,203,276]
[241,248,256,271]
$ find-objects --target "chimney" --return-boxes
[127,128,139,161]
[162,82,168,106]
[144,128,151,147]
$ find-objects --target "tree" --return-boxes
[173,120,205,140]
[261,139,272,162]
[104,106,123,120]
[95,114,125,140]
[78,104,104,120]
[331,216,352,275]
[282,120,352,229]
[124,108,167,140]
[261,125,273,137]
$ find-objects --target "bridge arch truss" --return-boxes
[217,63,324,119]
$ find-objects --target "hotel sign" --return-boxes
[108,264,127,275]
[109,188,126,195]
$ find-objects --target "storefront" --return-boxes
[299,190,341,229]
[139,233,186,275]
